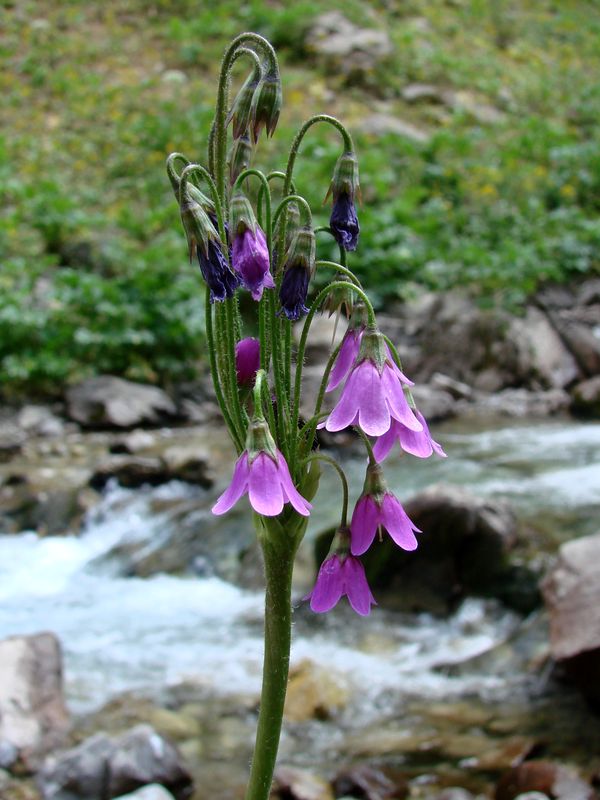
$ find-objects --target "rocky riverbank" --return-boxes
[0,285,599,799]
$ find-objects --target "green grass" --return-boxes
[1,0,599,395]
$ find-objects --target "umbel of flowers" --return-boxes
[166,32,445,800]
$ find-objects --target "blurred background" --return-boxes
[1,2,600,800]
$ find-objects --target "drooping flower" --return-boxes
[330,191,360,251]
[326,151,360,252]
[278,226,315,321]
[235,337,260,386]
[373,411,447,463]
[230,193,275,301]
[326,306,367,392]
[350,463,420,556]
[306,527,376,616]
[212,417,311,517]
[325,328,422,437]
[197,242,239,303]
[231,226,274,301]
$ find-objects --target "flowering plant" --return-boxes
[166,33,445,800]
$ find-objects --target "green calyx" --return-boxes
[228,69,262,140]
[246,415,278,462]
[357,327,387,372]
[167,153,215,212]
[228,133,254,185]
[362,462,387,502]
[326,150,360,203]
[250,69,282,142]
[179,189,219,260]
[230,191,257,238]
[331,525,352,559]
[284,226,315,274]
[322,275,356,319]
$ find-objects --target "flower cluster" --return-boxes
[167,32,445,621]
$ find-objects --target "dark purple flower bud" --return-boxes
[235,337,260,387]
[330,190,360,252]
[279,263,310,321]
[231,226,275,301]
[196,242,239,303]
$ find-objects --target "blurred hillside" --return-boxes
[1,0,600,395]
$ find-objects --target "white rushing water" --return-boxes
[0,420,598,713]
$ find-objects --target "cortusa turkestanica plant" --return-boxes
[166,32,446,800]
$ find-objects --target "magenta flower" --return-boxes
[307,553,376,616]
[325,328,422,437]
[326,358,420,437]
[326,326,364,392]
[351,492,420,555]
[212,449,311,518]
[231,226,275,301]
[350,462,420,556]
[235,337,260,387]
[373,411,447,462]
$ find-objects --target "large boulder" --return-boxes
[39,724,193,799]
[541,532,600,706]
[0,633,70,770]
[307,12,393,81]
[66,377,177,429]
[571,375,600,418]
[317,485,539,615]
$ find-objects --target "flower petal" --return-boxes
[248,453,284,516]
[327,329,362,392]
[353,361,390,436]
[381,366,422,432]
[343,556,376,616]
[308,555,344,613]
[372,422,398,462]
[276,450,312,516]
[325,368,362,432]
[380,493,419,551]
[350,495,380,556]
[212,453,250,515]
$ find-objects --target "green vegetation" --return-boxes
[2,0,600,395]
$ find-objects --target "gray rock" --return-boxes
[542,532,600,706]
[401,82,445,104]
[17,405,66,437]
[410,383,455,421]
[514,793,551,800]
[430,372,474,400]
[0,418,25,461]
[115,786,176,800]
[476,388,571,418]
[39,724,193,800]
[358,113,430,143]
[571,375,600,417]
[307,12,393,77]
[510,307,580,389]
[0,632,70,770]
[0,738,18,769]
[66,376,177,429]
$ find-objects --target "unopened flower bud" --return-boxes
[326,150,360,204]
[227,70,261,139]
[278,226,315,321]
[322,275,355,319]
[235,338,260,386]
[180,187,220,262]
[327,151,360,251]
[250,69,282,142]
[229,133,253,185]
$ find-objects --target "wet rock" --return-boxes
[39,724,193,800]
[513,793,550,800]
[541,532,600,705]
[307,12,393,80]
[410,384,455,421]
[66,376,177,429]
[356,485,539,614]
[110,430,157,455]
[509,307,579,389]
[115,788,175,800]
[0,419,25,462]
[273,766,334,800]
[17,406,66,438]
[90,447,213,490]
[332,764,408,800]
[476,388,571,418]
[495,761,596,800]
[430,373,474,401]
[571,376,600,417]
[0,633,69,770]
[437,790,478,800]
[284,660,349,722]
